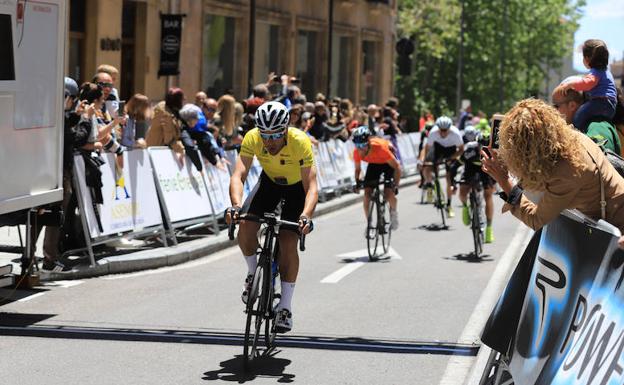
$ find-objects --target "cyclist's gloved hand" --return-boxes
[299,215,314,235]
[353,180,364,193]
[224,206,241,225]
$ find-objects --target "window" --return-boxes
[361,40,378,104]
[0,14,15,81]
[68,0,86,83]
[330,35,354,99]
[296,30,318,98]
[253,23,279,86]
[202,14,235,98]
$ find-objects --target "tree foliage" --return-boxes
[396,0,584,121]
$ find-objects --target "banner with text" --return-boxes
[74,150,162,238]
[149,148,214,224]
[158,14,183,77]
[486,212,624,385]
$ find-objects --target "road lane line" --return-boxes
[320,262,366,283]
[438,224,533,385]
[103,248,239,280]
[17,292,46,302]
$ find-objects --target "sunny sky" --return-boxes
[573,0,624,72]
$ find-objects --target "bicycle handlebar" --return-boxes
[227,212,309,252]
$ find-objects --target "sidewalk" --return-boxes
[0,175,421,281]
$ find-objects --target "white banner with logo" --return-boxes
[397,134,418,174]
[148,148,214,224]
[74,150,163,238]
[243,158,263,200]
[203,159,232,215]
[326,139,354,183]
[314,142,340,190]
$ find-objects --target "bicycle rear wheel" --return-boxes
[380,198,391,254]
[470,192,483,257]
[243,262,265,369]
[366,193,380,260]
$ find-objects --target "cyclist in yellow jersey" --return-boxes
[226,101,318,333]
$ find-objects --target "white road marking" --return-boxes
[42,280,84,288]
[17,292,46,302]
[438,224,534,385]
[103,247,239,280]
[322,247,402,283]
[321,262,366,283]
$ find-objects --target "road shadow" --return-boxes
[415,224,451,231]
[202,354,295,383]
[445,253,494,263]
[339,255,392,264]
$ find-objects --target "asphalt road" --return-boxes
[0,183,527,385]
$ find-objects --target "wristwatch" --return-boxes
[498,185,523,206]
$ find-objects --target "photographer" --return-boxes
[481,99,624,249]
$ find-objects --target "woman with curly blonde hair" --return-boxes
[482,98,624,248]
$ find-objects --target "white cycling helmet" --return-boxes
[435,116,453,130]
[254,101,290,131]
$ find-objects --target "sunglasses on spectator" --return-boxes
[204,107,216,112]
[97,82,113,88]
[259,129,286,140]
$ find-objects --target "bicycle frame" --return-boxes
[362,179,392,260]
[467,174,485,257]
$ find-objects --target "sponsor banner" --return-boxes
[243,158,263,200]
[74,150,162,238]
[314,142,340,190]
[407,132,421,152]
[344,140,367,175]
[397,134,418,174]
[157,14,183,77]
[484,211,624,385]
[149,148,214,223]
[203,160,231,215]
[326,139,354,183]
[224,150,238,175]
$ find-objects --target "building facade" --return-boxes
[67,0,397,105]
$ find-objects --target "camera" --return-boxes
[490,113,504,149]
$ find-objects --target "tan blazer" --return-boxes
[505,133,624,233]
[146,101,185,154]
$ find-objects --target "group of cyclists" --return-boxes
[225,100,497,335]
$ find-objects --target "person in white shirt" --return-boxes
[419,116,464,217]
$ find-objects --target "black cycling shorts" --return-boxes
[363,163,394,187]
[241,172,305,232]
[460,163,496,189]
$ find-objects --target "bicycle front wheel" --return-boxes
[470,192,483,257]
[243,263,265,369]
[380,198,391,254]
[367,194,380,260]
[434,178,446,227]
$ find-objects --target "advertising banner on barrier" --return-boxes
[396,135,418,174]
[243,158,263,199]
[149,148,214,223]
[74,150,162,238]
[326,139,354,182]
[204,161,231,215]
[482,212,624,385]
[314,143,340,190]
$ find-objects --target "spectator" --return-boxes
[96,64,120,102]
[252,84,270,100]
[217,94,243,150]
[381,106,401,138]
[289,104,305,129]
[367,104,380,135]
[146,87,186,164]
[191,97,223,166]
[195,91,207,107]
[121,94,150,149]
[481,98,624,249]
[552,83,620,154]
[93,70,119,117]
[458,104,472,131]
[306,101,329,141]
[315,93,327,104]
[178,103,205,172]
[614,87,624,157]
[561,39,617,132]
[323,105,348,141]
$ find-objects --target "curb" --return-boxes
[43,175,421,281]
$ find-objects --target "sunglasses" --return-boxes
[259,130,286,140]
[97,82,113,88]
[204,107,216,112]
[354,142,368,149]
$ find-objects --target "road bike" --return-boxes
[359,179,393,261]
[465,173,485,258]
[228,212,306,370]
[423,161,447,229]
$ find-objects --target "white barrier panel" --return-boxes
[148,148,214,223]
[397,135,418,174]
[314,143,340,190]
[243,158,263,199]
[326,140,354,183]
[204,160,232,215]
[408,132,422,155]
[224,150,238,175]
[74,150,162,238]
